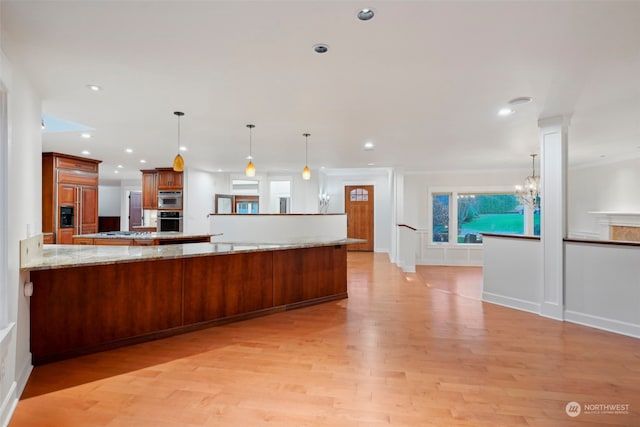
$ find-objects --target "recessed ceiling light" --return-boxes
[125,148,133,153]
[364,142,375,150]
[140,159,147,164]
[217,168,223,172]
[180,146,187,152]
[117,164,123,169]
[357,8,375,21]
[80,132,92,139]
[367,162,376,166]
[86,84,102,92]
[508,96,533,106]
[81,150,90,155]
[114,170,119,174]
[313,44,329,54]
[498,108,514,116]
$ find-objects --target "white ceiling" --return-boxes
[2,1,640,183]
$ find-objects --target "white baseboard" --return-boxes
[482,292,540,314]
[565,310,640,339]
[15,354,32,398]
[0,381,17,427]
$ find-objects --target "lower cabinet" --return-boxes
[29,245,348,364]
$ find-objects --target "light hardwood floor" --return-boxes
[11,253,640,426]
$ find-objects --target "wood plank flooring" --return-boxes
[11,253,640,426]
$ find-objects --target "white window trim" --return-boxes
[428,185,518,246]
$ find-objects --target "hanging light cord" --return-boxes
[304,133,310,165]
[531,153,537,177]
[177,114,181,151]
[246,124,255,159]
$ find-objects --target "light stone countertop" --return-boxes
[22,239,361,271]
[72,231,215,240]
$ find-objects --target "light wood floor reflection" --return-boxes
[11,253,640,426]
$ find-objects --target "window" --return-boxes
[234,195,259,214]
[350,188,369,202]
[431,191,540,245]
[432,193,450,243]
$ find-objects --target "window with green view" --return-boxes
[456,193,539,243]
[432,193,450,243]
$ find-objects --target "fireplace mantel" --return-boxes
[588,211,640,241]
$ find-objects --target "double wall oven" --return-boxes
[157,190,183,232]
[158,211,183,232]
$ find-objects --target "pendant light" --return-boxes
[302,133,311,180]
[245,124,256,177]
[172,111,185,172]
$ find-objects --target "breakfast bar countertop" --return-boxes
[21,238,362,271]
[72,231,216,240]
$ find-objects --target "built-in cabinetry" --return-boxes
[29,244,347,364]
[141,168,183,209]
[141,170,158,210]
[42,153,101,244]
[156,168,183,189]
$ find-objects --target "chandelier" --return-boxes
[515,153,540,210]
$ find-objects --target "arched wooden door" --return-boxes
[345,185,374,251]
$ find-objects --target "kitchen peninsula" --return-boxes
[22,238,354,364]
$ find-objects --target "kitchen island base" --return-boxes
[29,244,347,365]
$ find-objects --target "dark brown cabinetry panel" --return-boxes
[273,245,347,306]
[141,170,158,209]
[183,252,274,325]
[42,153,101,244]
[29,245,347,364]
[156,168,183,189]
[30,259,183,364]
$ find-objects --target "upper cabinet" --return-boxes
[141,170,158,210]
[141,168,183,210]
[156,168,183,189]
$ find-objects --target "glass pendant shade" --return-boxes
[302,132,311,180]
[245,124,256,177]
[173,153,184,172]
[172,111,185,172]
[245,160,256,177]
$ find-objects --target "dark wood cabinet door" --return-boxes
[57,228,74,245]
[157,170,183,189]
[80,185,98,234]
[58,183,76,205]
[141,171,158,209]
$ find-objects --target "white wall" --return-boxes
[98,185,121,217]
[568,157,640,238]
[0,48,40,425]
[290,173,318,214]
[184,167,218,234]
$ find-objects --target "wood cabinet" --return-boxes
[29,244,347,364]
[141,168,183,210]
[141,170,158,209]
[156,168,183,189]
[42,153,101,244]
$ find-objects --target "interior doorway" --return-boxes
[128,191,142,230]
[345,185,374,251]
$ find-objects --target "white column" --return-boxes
[538,115,570,320]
